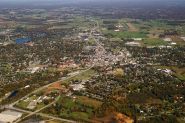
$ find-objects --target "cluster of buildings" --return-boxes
[114,24,124,32]
[26,67,41,74]
[58,60,79,70]
[69,81,86,91]
[22,93,56,110]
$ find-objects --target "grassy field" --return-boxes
[134,20,169,29]
[132,20,172,38]
[102,19,185,44]
[70,112,89,121]
[103,30,147,38]
[76,96,102,109]
[16,100,30,109]
[148,28,164,38]
[46,95,98,122]
[61,69,97,87]
[35,103,46,110]
[15,96,36,110]
[142,38,168,46]
[126,23,138,32]
[179,24,185,35]
[66,69,97,82]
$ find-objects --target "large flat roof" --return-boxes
[0,110,22,123]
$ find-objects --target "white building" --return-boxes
[125,41,141,46]
[132,38,142,41]
[114,29,120,32]
[0,110,23,123]
[163,38,172,42]
[70,84,85,91]
[171,42,177,45]
[27,67,40,74]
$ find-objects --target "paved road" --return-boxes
[38,113,76,123]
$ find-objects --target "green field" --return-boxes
[43,95,101,122]
[142,38,168,46]
[15,95,38,110]
[103,30,147,39]
[62,69,97,86]
[16,100,29,109]
[76,96,102,109]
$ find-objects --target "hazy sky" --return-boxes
[0,0,183,3]
[0,0,174,1]
[0,0,184,8]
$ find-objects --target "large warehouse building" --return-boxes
[0,110,23,123]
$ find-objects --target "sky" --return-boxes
[0,0,184,8]
[0,0,176,1]
[0,0,184,3]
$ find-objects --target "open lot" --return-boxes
[142,38,168,46]
[126,23,138,32]
[103,30,147,39]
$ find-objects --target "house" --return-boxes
[116,25,123,28]
[125,41,140,46]
[162,69,172,74]
[0,110,23,123]
[27,100,37,110]
[132,38,142,41]
[70,83,85,91]
[171,42,177,45]
[114,29,120,32]
[27,67,40,74]
[163,37,172,42]
[158,68,172,74]
[24,85,30,89]
[158,45,172,49]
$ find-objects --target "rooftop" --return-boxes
[0,110,23,123]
